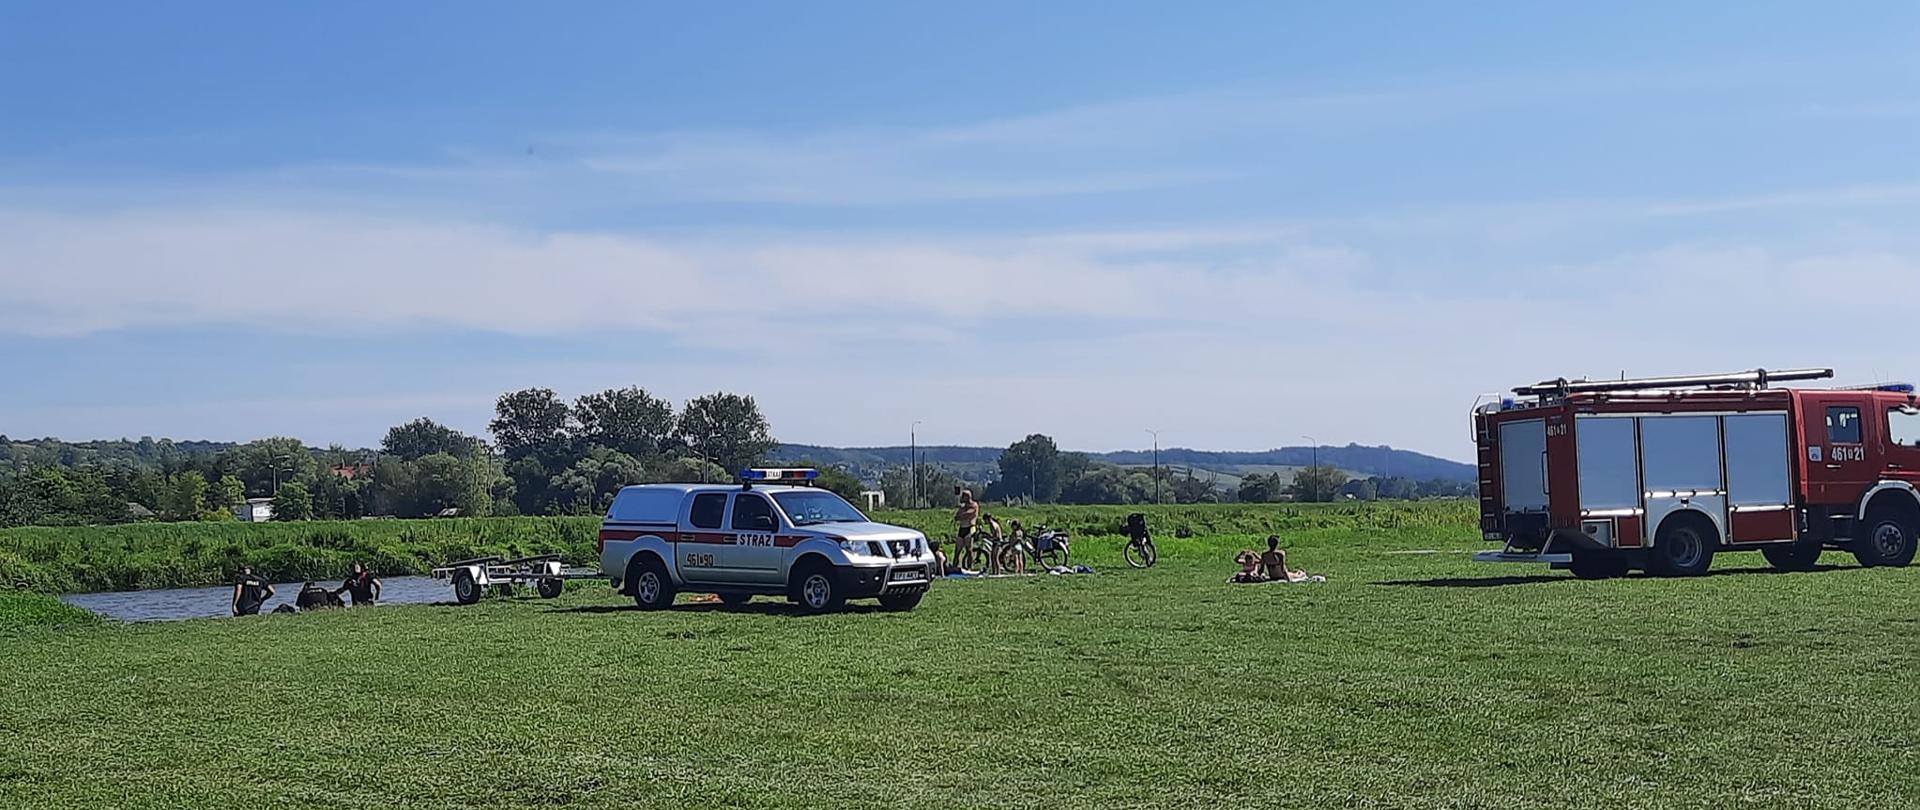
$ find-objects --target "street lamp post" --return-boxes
[1145,429,1161,504]
[910,421,922,509]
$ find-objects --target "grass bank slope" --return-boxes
[3,518,1915,808]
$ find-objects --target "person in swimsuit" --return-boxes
[953,490,981,570]
[231,566,276,616]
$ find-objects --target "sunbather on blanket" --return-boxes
[1229,550,1268,583]
[1260,535,1326,583]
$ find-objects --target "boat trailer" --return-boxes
[429,554,601,605]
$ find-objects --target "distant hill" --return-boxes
[773,443,1472,485]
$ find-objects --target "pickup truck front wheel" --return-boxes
[629,556,676,610]
[790,561,846,613]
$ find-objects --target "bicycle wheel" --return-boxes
[1124,539,1157,569]
[959,544,992,573]
[1037,545,1067,570]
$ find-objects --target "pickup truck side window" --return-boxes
[1827,406,1862,444]
[689,493,727,529]
[732,494,778,532]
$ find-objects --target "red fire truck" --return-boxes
[1473,368,1920,578]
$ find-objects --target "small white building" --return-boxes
[235,498,275,523]
[859,490,885,511]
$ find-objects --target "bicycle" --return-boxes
[1122,512,1158,569]
[999,525,1071,571]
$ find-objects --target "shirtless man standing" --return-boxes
[953,489,981,571]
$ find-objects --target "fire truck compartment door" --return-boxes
[1499,419,1548,513]
[1640,415,1729,546]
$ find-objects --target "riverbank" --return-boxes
[0,502,1473,594]
[4,521,1915,808]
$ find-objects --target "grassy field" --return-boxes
[4,503,1917,808]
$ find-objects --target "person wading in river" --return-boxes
[231,566,276,616]
[334,561,382,607]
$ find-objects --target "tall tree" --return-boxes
[235,438,315,497]
[270,482,313,521]
[675,392,777,476]
[1287,465,1347,503]
[382,417,480,460]
[998,434,1064,503]
[546,447,647,515]
[161,472,209,522]
[573,387,675,459]
[490,388,574,462]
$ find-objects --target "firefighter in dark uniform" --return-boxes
[334,561,382,607]
[230,566,275,616]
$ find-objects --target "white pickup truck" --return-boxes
[597,469,937,612]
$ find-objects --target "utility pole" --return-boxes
[1145,428,1160,504]
[910,421,921,509]
[1301,435,1318,470]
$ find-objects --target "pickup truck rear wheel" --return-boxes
[790,561,845,613]
[629,556,676,610]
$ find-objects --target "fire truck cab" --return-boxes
[1474,368,1920,578]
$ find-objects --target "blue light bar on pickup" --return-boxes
[740,468,820,482]
[1878,383,1916,394]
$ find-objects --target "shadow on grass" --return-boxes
[544,600,889,617]
[1375,563,1857,588]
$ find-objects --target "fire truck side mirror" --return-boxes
[1900,405,1920,416]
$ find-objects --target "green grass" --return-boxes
[3,506,1916,808]
[0,591,101,633]
[0,502,1470,593]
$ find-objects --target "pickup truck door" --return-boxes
[678,492,730,583]
[724,493,786,585]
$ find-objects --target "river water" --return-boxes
[59,575,455,622]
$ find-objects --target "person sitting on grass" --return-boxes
[1258,535,1326,583]
[1229,550,1268,583]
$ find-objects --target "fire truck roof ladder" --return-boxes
[1512,367,1835,398]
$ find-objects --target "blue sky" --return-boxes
[2,2,1917,459]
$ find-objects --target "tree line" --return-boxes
[877,433,1472,507]
[0,398,1468,528]
[0,386,833,527]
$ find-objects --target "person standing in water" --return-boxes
[334,561,382,607]
[231,565,275,616]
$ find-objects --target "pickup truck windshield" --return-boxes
[772,491,868,526]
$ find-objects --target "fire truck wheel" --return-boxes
[1760,543,1822,572]
[1648,519,1715,577]
[1568,551,1630,579]
[1854,509,1918,568]
[789,560,846,613]
[629,556,676,610]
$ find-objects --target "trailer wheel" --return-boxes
[452,569,483,605]
[629,556,676,610]
[536,577,564,599]
[1761,543,1822,572]
[1648,518,1715,577]
[1568,551,1630,579]
[1854,509,1918,568]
